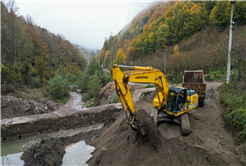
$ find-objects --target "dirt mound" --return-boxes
[135,109,161,151]
[88,108,245,166]
[1,95,58,119]
[21,138,65,166]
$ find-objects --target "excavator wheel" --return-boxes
[181,113,191,136]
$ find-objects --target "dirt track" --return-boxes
[87,82,246,165]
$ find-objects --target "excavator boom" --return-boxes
[113,64,168,129]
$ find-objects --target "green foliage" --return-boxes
[110,92,120,103]
[56,97,68,104]
[87,70,102,99]
[78,72,90,93]
[16,91,29,100]
[166,72,183,84]
[1,84,7,93]
[86,102,95,108]
[48,74,69,100]
[65,73,78,84]
[82,93,90,102]
[87,57,104,76]
[1,2,87,89]
[31,76,41,88]
[143,84,155,89]
[221,82,246,142]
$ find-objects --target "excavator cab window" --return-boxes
[167,90,178,113]
[177,90,185,113]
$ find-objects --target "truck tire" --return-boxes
[198,98,204,107]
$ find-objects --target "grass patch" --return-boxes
[220,82,246,143]
[86,102,95,108]
[56,97,68,104]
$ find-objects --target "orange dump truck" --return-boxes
[182,70,206,107]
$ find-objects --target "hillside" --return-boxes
[1,1,87,88]
[99,1,246,74]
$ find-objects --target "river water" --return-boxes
[1,92,100,166]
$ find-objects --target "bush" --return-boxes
[86,102,95,108]
[56,97,68,103]
[0,84,7,94]
[221,82,246,142]
[82,93,90,102]
[48,74,69,100]
[110,92,120,103]
[31,76,41,88]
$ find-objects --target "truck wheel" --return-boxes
[198,99,204,107]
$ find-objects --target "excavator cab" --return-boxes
[166,87,187,115]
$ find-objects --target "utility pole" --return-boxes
[226,0,235,83]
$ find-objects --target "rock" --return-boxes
[194,115,200,120]
[76,89,82,93]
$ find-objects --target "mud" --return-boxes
[21,139,65,166]
[1,95,58,119]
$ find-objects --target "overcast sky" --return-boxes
[14,0,153,49]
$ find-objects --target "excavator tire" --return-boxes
[181,113,191,136]
[150,106,158,126]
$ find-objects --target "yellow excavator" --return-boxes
[113,64,199,136]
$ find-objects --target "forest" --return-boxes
[1,1,87,89]
[99,1,246,75]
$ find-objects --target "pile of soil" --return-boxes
[87,83,246,165]
[1,95,58,119]
[88,108,245,166]
[21,139,65,166]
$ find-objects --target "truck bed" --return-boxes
[182,83,206,98]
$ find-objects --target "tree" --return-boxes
[114,48,126,65]
[209,1,231,26]
[87,56,104,76]
[87,70,102,99]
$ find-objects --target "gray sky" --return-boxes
[14,0,153,49]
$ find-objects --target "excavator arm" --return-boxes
[113,64,169,130]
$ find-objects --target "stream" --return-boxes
[1,92,99,166]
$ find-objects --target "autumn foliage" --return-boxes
[1,1,87,88]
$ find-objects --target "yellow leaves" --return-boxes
[143,25,147,34]
[174,44,179,54]
[30,66,38,76]
[149,14,154,24]
[149,32,154,43]
[183,4,187,10]
[116,48,126,65]
[190,4,201,15]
